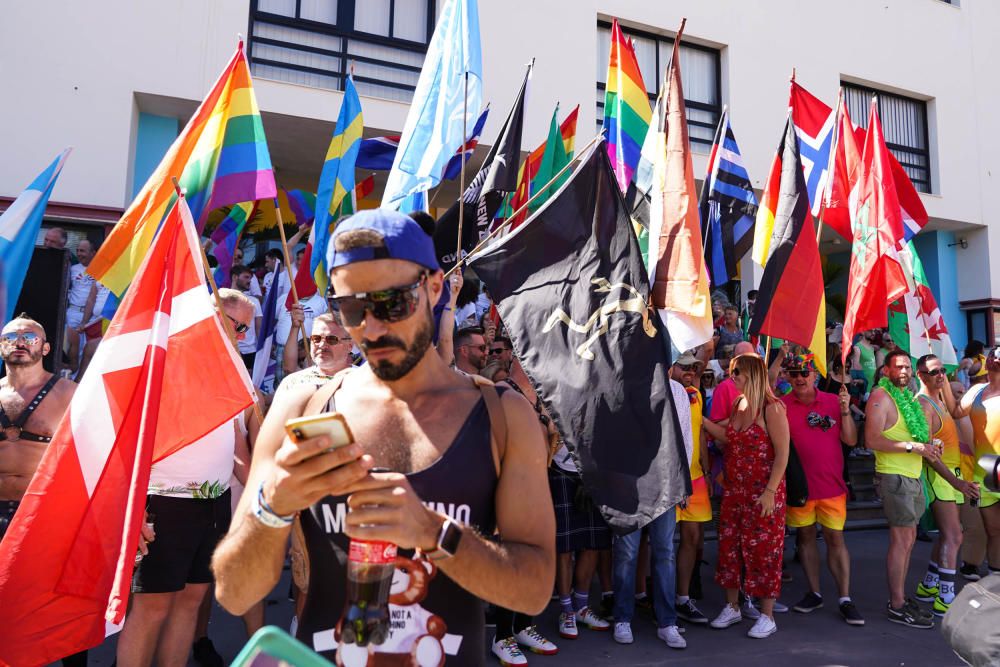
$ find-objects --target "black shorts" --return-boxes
[132,491,232,593]
[241,352,256,372]
[0,500,19,543]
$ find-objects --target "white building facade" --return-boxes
[2,0,998,348]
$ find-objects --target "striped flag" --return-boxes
[506,105,578,228]
[441,107,490,181]
[88,43,276,307]
[748,116,827,375]
[311,75,363,297]
[698,109,758,286]
[0,197,254,665]
[0,149,71,322]
[647,26,713,353]
[210,201,257,288]
[254,260,282,390]
[603,18,652,193]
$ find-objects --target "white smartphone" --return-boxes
[284,412,354,451]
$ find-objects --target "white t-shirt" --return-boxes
[263,269,291,317]
[148,419,237,498]
[67,264,94,308]
[276,292,327,343]
[248,274,262,299]
[238,296,264,354]
[670,378,694,469]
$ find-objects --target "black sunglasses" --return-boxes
[310,334,345,346]
[787,370,812,379]
[676,363,700,372]
[226,314,249,334]
[730,368,741,377]
[489,347,509,355]
[326,272,427,327]
[921,368,946,377]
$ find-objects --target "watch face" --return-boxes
[440,520,463,555]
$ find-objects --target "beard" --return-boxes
[362,305,434,382]
[2,347,43,367]
[891,374,910,388]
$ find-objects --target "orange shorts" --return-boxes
[677,476,712,523]
[786,494,847,531]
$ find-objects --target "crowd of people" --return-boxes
[2,213,998,665]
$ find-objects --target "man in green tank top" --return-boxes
[864,350,942,629]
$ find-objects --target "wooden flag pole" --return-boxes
[454,71,470,266]
[274,199,310,357]
[173,178,265,426]
[444,131,605,279]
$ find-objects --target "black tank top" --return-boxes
[297,391,500,665]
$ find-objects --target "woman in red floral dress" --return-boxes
[703,353,790,639]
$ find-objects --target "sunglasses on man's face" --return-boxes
[676,363,699,372]
[921,367,946,377]
[787,370,812,379]
[310,334,345,347]
[226,314,249,334]
[461,343,487,353]
[326,272,427,328]
[0,332,42,346]
[489,347,509,356]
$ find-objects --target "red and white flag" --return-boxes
[0,197,254,666]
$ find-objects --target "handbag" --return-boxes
[784,439,810,507]
[942,573,1000,666]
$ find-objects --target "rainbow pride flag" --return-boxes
[311,75,363,296]
[88,42,276,300]
[603,18,652,193]
[210,201,257,288]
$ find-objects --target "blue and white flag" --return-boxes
[0,149,71,322]
[252,260,281,390]
[698,109,758,286]
[381,0,483,208]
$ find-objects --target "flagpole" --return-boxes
[455,71,470,266]
[445,131,605,278]
[273,199,310,358]
[173,178,265,426]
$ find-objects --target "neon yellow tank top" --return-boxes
[875,403,923,479]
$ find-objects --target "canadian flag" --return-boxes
[0,197,255,666]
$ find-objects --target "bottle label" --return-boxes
[349,539,398,565]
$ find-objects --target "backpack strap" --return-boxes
[470,375,506,477]
[302,368,353,416]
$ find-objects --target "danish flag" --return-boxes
[0,197,255,666]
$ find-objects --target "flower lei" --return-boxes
[877,377,929,443]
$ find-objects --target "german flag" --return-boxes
[748,115,827,375]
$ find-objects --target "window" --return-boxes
[247,0,435,103]
[842,82,932,193]
[595,20,722,149]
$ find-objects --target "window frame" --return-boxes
[595,19,722,148]
[841,81,932,193]
[246,0,436,95]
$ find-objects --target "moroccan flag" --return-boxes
[647,27,713,353]
[748,117,827,376]
[432,62,529,270]
[529,106,572,212]
[506,104,578,227]
[311,75,363,297]
[698,108,758,286]
[790,81,928,244]
[0,197,254,666]
[88,42,276,303]
[603,18,651,193]
[888,241,958,370]
[211,201,257,288]
[842,100,910,366]
[469,140,689,534]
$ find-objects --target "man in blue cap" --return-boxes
[213,209,555,666]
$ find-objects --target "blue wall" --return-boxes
[132,113,179,199]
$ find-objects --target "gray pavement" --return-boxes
[83,529,967,666]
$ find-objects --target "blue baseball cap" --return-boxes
[327,209,440,273]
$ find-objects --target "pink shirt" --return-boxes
[781,390,847,500]
[709,378,740,421]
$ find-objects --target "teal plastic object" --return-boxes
[230,626,334,667]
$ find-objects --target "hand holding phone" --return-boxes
[265,412,372,516]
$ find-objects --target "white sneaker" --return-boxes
[747,614,777,639]
[558,611,578,639]
[710,604,743,629]
[515,626,558,656]
[742,597,761,620]
[575,606,610,631]
[492,636,528,666]
[613,621,634,644]
[656,625,687,649]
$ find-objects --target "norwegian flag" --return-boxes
[0,197,255,666]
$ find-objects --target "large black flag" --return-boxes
[469,141,690,534]
[433,63,530,271]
